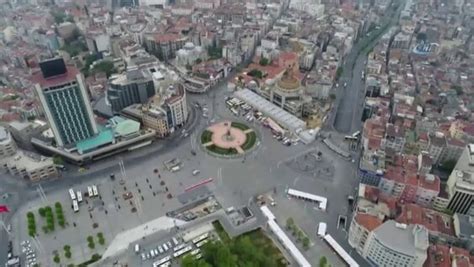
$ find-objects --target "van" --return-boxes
[158,245,164,254]
[150,249,155,258]
[162,243,169,251]
[134,244,140,254]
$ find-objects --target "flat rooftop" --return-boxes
[234,89,305,131]
[76,129,114,154]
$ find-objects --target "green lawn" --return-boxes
[230,121,250,131]
[242,131,257,150]
[201,130,213,144]
[207,145,238,155]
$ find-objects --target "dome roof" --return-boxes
[184,42,195,50]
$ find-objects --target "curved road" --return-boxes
[331,1,405,134]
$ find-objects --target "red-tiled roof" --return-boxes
[418,175,440,191]
[153,33,183,43]
[354,213,383,231]
[423,244,450,267]
[396,203,454,236]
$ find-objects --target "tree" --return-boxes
[53,254,60,263]
[53,155,64,165]
[286,217,294,229]
[302,237,310,250]
[195,58,202,64]
[319,256,329,267]
[39,207,46,217]
[90,61,116,78]
[451,85,463,95]
[440,159,457,173]
[247,69,263,79]
[259,57,270,66]
[336,67,343,80]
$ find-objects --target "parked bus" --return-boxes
[92,185,99,197]
[192,233,209,244]
[152,256,171,267]
[72,200,79,212]
[173,245,192,258]
[196,239,209,248]
[230,108,239,116]
[69,188,76,201]
[173,243,186,252]
[77,191,83,203]
[190,249,200,256]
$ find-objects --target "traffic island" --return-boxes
[201,121,257,158]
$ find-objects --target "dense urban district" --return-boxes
[0,0,473,266]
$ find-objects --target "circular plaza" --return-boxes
[200,121,257,157]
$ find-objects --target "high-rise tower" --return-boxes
[34,58,98,147]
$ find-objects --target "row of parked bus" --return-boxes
[150,232,210,267]
[68,185,99,212]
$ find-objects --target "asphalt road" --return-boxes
[332,1,405,134]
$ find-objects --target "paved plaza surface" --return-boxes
[4,83,361,267]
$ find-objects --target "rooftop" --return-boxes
[76,129,114,154]
[32,66,79,88]
[2,150,54,172]
[396,204,454,236]
[354,213,383,231]
[234,89,305,131]
[373,220,429,256]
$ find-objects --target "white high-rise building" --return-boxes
[446,144,474,214]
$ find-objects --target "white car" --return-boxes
[141,253,146,261]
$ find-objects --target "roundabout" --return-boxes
[201,121,257,157]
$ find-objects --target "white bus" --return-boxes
[190,249,200,256]
[192,233,209,244]
[92,185,99,197]
[87,186,93,197]
[173,245,192,258]
[77,191,83,203]
[173,243,187,252]
[69,189,76,201]
[72,200,79,212]
[196,239,209,248]
[318,222,327,237]
[152,256,171,267]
